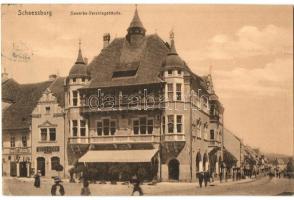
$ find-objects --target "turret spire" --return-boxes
[169,30,178,55]
[127,5,146,36]
[76,39,85,64]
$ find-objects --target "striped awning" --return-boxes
[79,149,158,163]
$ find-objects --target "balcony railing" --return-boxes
[68,133,186,145]
[164,134,185,142]
[2,147,31,154]
[208,140,221,147]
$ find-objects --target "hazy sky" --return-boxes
[1,4,293,155]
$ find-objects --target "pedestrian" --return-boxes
[51,176,65,196]
[198,172,204,188]
[34,170,41,188]
[204,171,209,187]
[81,180,91,196]
[130,175,143,196]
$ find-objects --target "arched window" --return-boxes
[51,157,60,170]
[196,152,202,172]
[203,153,208,170]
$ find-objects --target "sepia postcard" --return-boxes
[1,3,293,196]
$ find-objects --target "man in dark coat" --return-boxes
[51,176,65,196]
[34,170,41,188]
[203,171,209,187]
[198,172,204,188]
[130,175,143,196]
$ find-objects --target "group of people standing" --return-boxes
[33,170,65,196]
[33,169,143,196]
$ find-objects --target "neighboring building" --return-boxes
[223,128,243,167]
[31,77,66,178]
[2,79,53,177]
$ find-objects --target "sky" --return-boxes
[1,4,293,155]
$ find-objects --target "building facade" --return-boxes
[2,7,226,182]
[65,8,224,182]
[31,77,66,178]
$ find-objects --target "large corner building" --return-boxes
[2,8,224,182]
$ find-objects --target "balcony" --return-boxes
[69,135,160,145]
[163,134,186,142]
[80,94,164,113]
[208,140,222,147]
[210,115,220,122]
[2,147,31,155]
[68,133,186,145]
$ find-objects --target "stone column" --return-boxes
[26,162,30,177]
[205,161,209,172]
[215,162,219,175]
[199,161,203,172]
[16,162,20,177]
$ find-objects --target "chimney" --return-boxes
[84,57,88,65]
[49,74,58,81]
[2,67,8,83]
[103,33,111,48]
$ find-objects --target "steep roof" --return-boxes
[85,34,169,89]
[49,77,66,107]
[128,7,145,31]
[2,79,20,102]
[68,45,89,78]
[162,36,188,71]
[2,80,53,130]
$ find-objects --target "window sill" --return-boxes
[38,141,57,143]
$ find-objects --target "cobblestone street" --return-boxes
[3,176,294,196]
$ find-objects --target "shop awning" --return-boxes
[79,149,158,163]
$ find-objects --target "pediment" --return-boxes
[38,120,57,128]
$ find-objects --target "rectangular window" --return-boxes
[41,128,47,141]
[10,136,15,148]
[110,121,116,135]
[177,70,182,75]
[82,78,85,82]
[49,128,56,141]
[168,115,174,133]
[176,115,182,133]
[21,135,27,147]
[176,83,182,101]
[133,120,139,135]
[210,130,215,140]
[140,117,147,134]
[73,78,76,82]
[72,120,78,137]
[80,120,86,137]
[147,119,153,134]
[167,83,173,101]
[97,121,102,136]
[168,70,172,75]
[197,121,202,138]
[72,91,78,106]
[45,106,50,114]
[103,119,110,136]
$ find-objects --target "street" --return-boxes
[3,176,294,196]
